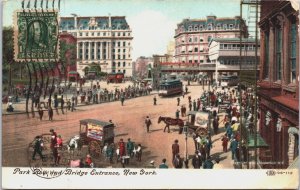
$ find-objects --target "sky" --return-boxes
[3,0,241,60]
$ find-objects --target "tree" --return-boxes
[90,63,101,76]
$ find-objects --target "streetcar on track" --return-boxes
[79,119,115,158]
[158,79,183,97]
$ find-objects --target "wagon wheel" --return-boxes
[88,141,101,158]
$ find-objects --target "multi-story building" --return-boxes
[59,15,133,77]
[174,15,248,65]
[208,38,260,85]
[258,0,299,169]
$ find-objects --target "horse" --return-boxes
[67,135,82,157]
[157,116,184,134]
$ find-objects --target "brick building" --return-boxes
[174,15,248,64]
[258,0,299,168]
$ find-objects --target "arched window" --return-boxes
[189,26,193,31]
[194,26,198,31]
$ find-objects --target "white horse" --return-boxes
[68,135,81,156]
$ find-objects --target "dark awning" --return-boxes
[247,134,269,148]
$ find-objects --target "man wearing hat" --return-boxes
[32,136,44,160]
[145,116,152,133]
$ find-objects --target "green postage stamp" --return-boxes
[13,10,59,62]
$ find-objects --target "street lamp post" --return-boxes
[183,122,189,168]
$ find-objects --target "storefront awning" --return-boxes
[247,134,269,148]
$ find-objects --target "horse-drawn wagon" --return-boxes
[79,119,115,158]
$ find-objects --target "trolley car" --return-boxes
[158,79,183,97]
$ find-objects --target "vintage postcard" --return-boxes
[2,0,299,189]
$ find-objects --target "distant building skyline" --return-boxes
[3,0,241,60]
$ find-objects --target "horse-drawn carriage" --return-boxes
[79,119,115,158]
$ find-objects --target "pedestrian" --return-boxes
[203,156,214,169]
[145,116,152,133]
[153,96,157,105]
[50,129,57,150]
[225,122,233,139]
[185,86,188,93]
[229,138,238,161]
[182,91,185,98]
[197,98,201,111]
[71,96,76,111]
[192,151,202,169]
[56,135,63,148]
[32,136,44,161]
[53,146,61,166]
[54,95,59,114]
[173,154,183,168]
[213,115,219,135]
[61,95,65,114]
[135,144,142,162]
[48,106,53,121]
[38,107,43,121]
[106,143,115,163]
[159,158,168,168]
[205,137,212,157]
[175,109,180,119]
[189,101,192,111]
[66,99,71,111]
[177,97,180,106]
[188,96,191,103]
[193,100,197,111]
[118,139,126,158]
[126,138,134,157]
[172,139,179,161]
[120,95,125,106]
[180,106,185,117]
[182,105,186,117]
[221,135,229,152]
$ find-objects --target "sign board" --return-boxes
[13,10,59,62]
[194,112,209,127]
[87,123,103,141]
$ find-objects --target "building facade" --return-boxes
[174,15,248,64]
[208,38,260,85]
[258,0,299,168]
[134,56,153,79]
[59,16,133,77]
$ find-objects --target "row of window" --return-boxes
[177,23,238,33]
[112,69,126,74]
[78,53,130,60]
[78,31,131,37]
[219,59,257,65]
[177,36,212,44]
[78,41,131,47]
[220,43,260,50]
[112,62,131,67]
